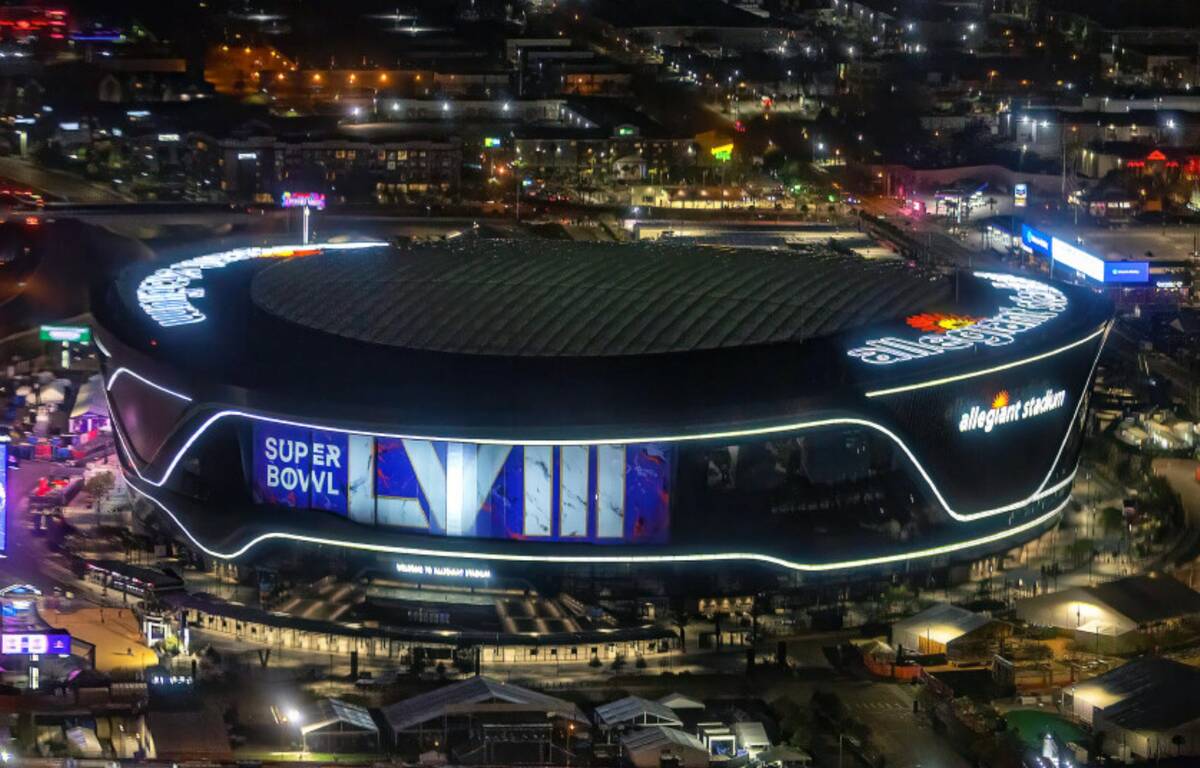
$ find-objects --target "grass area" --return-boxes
[234,750,382,763]
[1005,709,1087,749]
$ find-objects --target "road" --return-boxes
[0,156,133,203]
[0,459,87,594]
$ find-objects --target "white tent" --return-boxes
[622,726,709,768]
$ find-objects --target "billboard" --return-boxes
[0,442,7,554]
[0,632,70,655]
[1104,261,1150,284]
[1014,183,1028,208]
[1050,237,1105,282]
[1020,224,1050,256]
[251,426,671,544]
[39,325,91,343]
[280,191,326,210]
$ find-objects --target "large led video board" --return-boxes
[0,442,7,554]
[252,424,671,544]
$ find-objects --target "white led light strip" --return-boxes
[125,479,1069,572]
[865,325,1107,398]
[106,367,193,402]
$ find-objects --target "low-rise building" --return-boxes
[621,726,710,768]
[1015,573,1200,652]
[1066,658,1200,761]
[891,603,1010,658]
[300,699,381,754]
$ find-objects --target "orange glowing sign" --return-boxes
[905,313,979,334]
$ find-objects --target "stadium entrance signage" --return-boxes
[396,562,492,580]
[847,273,1068,366]
[958,388,1067,434]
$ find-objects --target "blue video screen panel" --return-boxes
[251,423,349,515]
[1104,262,1149,284]
[251,425,672,545]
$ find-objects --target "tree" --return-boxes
[669,596,691,652]
[1100,506,1124,535]
[85,471,115,499]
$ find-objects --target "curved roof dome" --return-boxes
[251,241,950,357]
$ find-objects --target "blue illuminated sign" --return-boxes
[1104,262,1149,284]
[1020,225,1051,256]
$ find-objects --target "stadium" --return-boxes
[91,238,1112,589]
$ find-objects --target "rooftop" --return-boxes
[251,241,951,358]
[621,726,708,755]
[1085,574,1200,625]
[595,695,684,727]
[1074,658,1200,731]
[383,677,585,733]
[893,603,993,644]
[302,699,379,735]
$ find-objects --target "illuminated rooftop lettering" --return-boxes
[136,241,385,328]
[847,272,1067,366]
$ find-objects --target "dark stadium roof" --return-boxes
[251,241,952,357]
[96,236,1111,440]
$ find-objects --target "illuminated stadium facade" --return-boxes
[92,239,1112,588]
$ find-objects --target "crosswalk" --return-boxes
[846,700,910,714]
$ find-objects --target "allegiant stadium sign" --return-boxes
[847,272,1068,366]
[958,388,1067,433]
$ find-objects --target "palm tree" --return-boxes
[669,596,691,653]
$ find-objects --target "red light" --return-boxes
[1146,150,1167,161]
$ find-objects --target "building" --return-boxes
[94,239,1110,599]
[300,699,380,753]
[621,726,711,768]
[595,696,685,737]
[166,591,675,665]
[1065,658,1200,761]
[382,676,588,762]
[1015,574,1200,652]
[892,603,1011,657]
[217,136,462,204]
